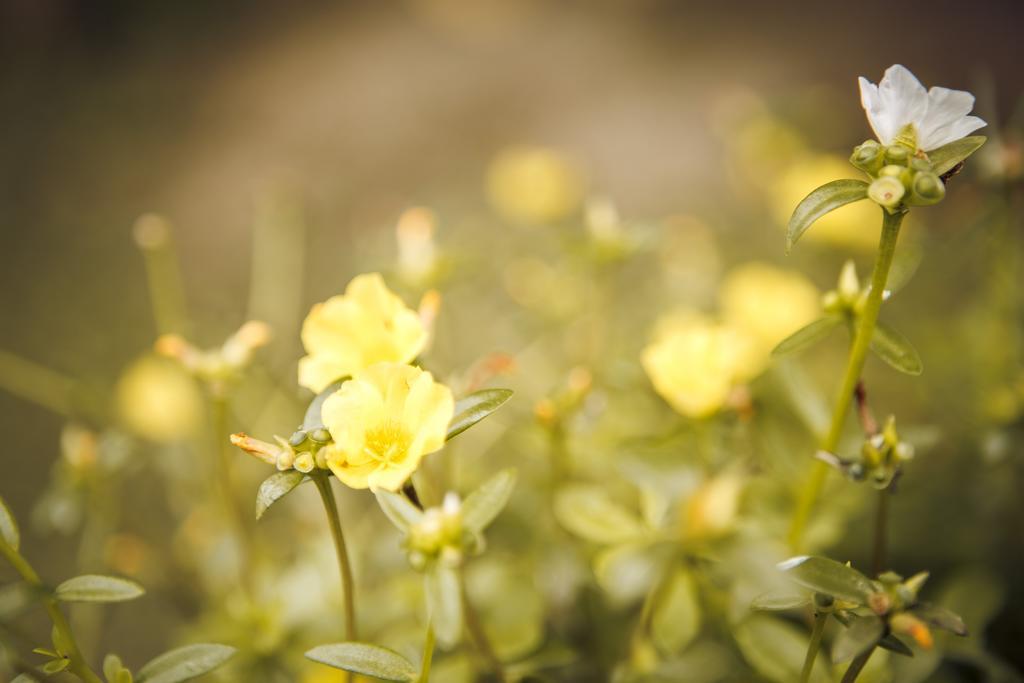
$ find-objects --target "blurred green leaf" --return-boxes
[553,484,646,545]
[878,633,914,657]
[927,135,986,176]
[54,575,144,603]
[0,493,19,551]
[375,489,424,532]
[832,616,883,663]
[136,644,236,683]
[750,590,811,611]
[786,179,869,252]
[650,568,701,655]
[772,316,842,358]
[305,643,418,682]
[462,468,517,533]
[12,674,41,683]
[871,322,923,375]
[778,556,876,604]
[735,615,831,683]
[447,389,513,441]
[426,564,463,649]
[594,543,661,605]
[302,379,348,430]
[42,658,70,674]
[912,602,968,636]
[104,653,134,683]
[255,471,307,520]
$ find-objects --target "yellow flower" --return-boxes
[641,312,761,419]
[116,355,203,442]
[321,362,454,491]
[682,474,744,540]
[299,273,427,393]
[719,262,820,355]
[486,145,584,225]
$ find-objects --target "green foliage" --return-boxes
[778,556,877,604]
[832,616,884,663]
[0,493,19,551]
[871,321,923,375]
[553,484,647,544]
[447,389,513,441]
[649,568,701,654]
[135,644,236,683]
[772,315,842,358]
[54,575,145,603]
[461,468,517,533]
[305,643,419,681]
[425,564,463,649]
[927,136,987,176]
[254,471,306,520]
[786,179,869,252]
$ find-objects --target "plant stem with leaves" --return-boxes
[311,472,358,643]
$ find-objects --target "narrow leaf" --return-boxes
[878,633,914,657]
[425,565,463,649]
[913,602,968,636]
[305,643,417,682]
[42,658,70,674]
[447,389,513,441]
[650,568,701,654]
[374,489,424,532]
[832,616,884,663]
[136,644,236,683]
[256,471,307,520]
[461,468,517,533]
[787,179,869,252]
[927,136,986,176]
[871,322,923,375]
[553,484,646,545]
[778,556,876,604]
[55,575,144,603]
[12,674,41,683]
[751,591,811,611]
[303,379,348,431]
[772,316,842,358]
[0,493,19,550]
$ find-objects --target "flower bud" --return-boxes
[822,290,842,313]
[850,141,883,174]
[891,613,934,649]
[293,451,315,473]
[884,144,911,165]
[838,260,860,303]
[868,176,905,208]
[288,430,308,448]
[230,433,284,466]
[909,171,945,205]
[309,428,332,444]
[276,449,296,471]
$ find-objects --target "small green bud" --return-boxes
[903,571,929,598]
[847,463,866,481]
[288,430,307,448]
[884,144,911,165]
[909,171,946,205]
[850,141,884,174]
[878,164,904,178]
[838,260,860,303]
[910,157,931,173]
[309,428,332,444]
[822,290,842,313]
[276,449,296,471]
[882,415,899,448]
[294,451,315,473]
[868,176,906,208]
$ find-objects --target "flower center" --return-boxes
[363,420,411,465]
[892,123,919,152]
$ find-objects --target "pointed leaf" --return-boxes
[751,590,812,611]
[374,489,424,532]
[871,322,923,375]
[778,556,876,604]
[878,633,914,657]
[594,543,661,605]
[912,602,968,636]
[832,615,884,663]
[735,615,832,683]
[55,575,144,603]
[553,484,646,544]
[425,564,463,649]
[256,471,307,520]
[104,653,125,681]
[447,389,513,441]
[787,179,870,252]
[927,136,986,176]
[0,494,19,551]
[303,379,348,431]
[462,468,517,533]
[136,644,236,683]
[305,643,417,682]
[42,658,70,674]
[772,316,842,358]
[650,568,701,654]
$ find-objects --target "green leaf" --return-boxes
[104,653,131,682]
[735,615,831,683]
[594,543,661,605]
[750,590,812,611]
[912,602,968,636]
[136,644,236,683]
[462,468,517,533]
[650,568,701,655]
[878,633,914,657]
[786,179,870,252]
[832,616,884,663]
[447,389,513,441]
[553,484,646,545]
[778,556,876,604]
[871,321,923,375]
[305,643,418,682]
[55,575,145,603]
[42,658,70,674]
[374,489,424,532]
[303,379,348,431]
[927,136,986,176]
[0,493,19,550]
[772,316,842,358]
[12,674,41,683]
[425,564,463,649]
[255,471,307,520]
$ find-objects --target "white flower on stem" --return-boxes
[858,64,985,152]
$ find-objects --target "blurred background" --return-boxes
[1,1,1022,681]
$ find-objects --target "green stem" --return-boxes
[872,488,889,576]
[841,646,875,683]
[788,209,905,551]
[211,395,253,586]
[800,611,829,683]
[311,473,357,643]
[416,624,435,683]
[0,538,104,683]
[459,568,506,683]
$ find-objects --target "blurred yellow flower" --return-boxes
[299,273,427,393]
[115,355,203,442]
[682,473,744,540]
[641,312,761,419]
[772,155,881,250]
[321,362,454,491]
[719,262,820,355]
[486,145,584,225]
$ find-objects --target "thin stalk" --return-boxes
[788,209,905,551]
[800,611,829,683]
[459,568,506,683]
[0,538,104,683]
[841,646,875,683]
[416,624,435,683]
[211,395,253,584]
[311,473,357,642]
[872,489,889,576]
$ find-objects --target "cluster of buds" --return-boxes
[230,426,334,475]
[816,415,913,490]
[156,320,271,395]
[851,138,947,211]
[405,493,478,570]
[863,570,957,650]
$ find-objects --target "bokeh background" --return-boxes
[1,1,1023,681]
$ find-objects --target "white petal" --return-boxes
[859,77,890,144]
[921,115,987,151]
[876,65,929,142]
[918,87,985,150]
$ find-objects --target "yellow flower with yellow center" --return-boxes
[321,362,454,491]
[486,145,585,225]
[299,273,427,393]
[719,262,821,356]
[641,312,761,419]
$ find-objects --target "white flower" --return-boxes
[858,64,985,152]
